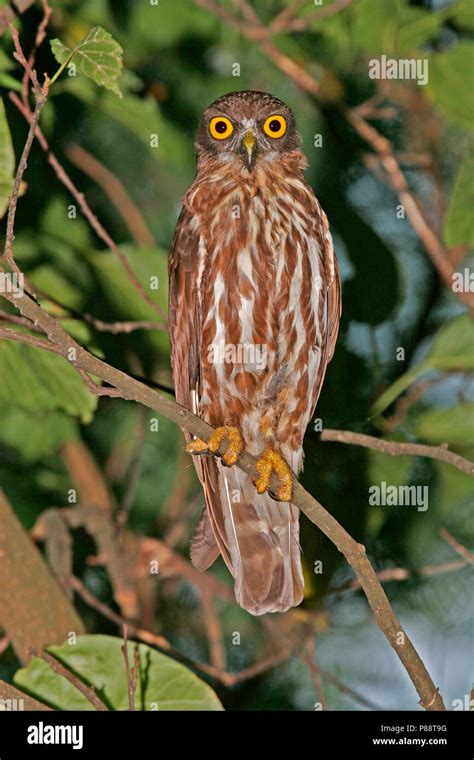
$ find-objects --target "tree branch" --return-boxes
[320,429,474,476]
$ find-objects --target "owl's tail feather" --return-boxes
[190,458,304,615]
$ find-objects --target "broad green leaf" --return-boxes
[51,26,123,97]
[0,340,97,422]
[0,98,14,218]
[0,406,77,462]
[427,43,474,132]
[351,0,443,55]
[444,151,474,248]
[87,245,168,353]
[64,77,191,167]
[413,403,474,447]
[14,635,223,711]
[372,315,474,415]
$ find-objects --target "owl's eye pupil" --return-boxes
[268,120,281,133]
[214,121,228,134]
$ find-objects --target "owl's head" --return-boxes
[196,90,301,171]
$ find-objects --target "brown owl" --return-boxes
[169,90,341,615]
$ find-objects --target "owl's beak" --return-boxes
[240,129,257,170]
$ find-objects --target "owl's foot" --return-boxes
[186,425,244,466]
[254,448,293,502]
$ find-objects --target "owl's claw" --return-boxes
[254,448,293,502]
[186,425,244,467]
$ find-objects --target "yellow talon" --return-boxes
[255,448,293,502]
[186,425,244,466]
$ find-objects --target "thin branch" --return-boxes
[304,639,328,711]
[65,144,155,248]
[83,315,164,334]
[439,528,474,566]
[121,626,139,711]
[320,429,474,476]
[21,0,52,105]
[8,91,168,323]
[28,647,108,711]
[335,558,468,593]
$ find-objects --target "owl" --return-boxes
[169,91,341,615]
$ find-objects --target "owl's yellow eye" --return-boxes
[209,116,234,140]
[263,115,287,139]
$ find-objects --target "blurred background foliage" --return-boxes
[0,0,473,710]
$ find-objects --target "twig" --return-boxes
[28,647,108,711]
[335,558,469,593]
[121,625,138,711]
[20,0,52,106]
[439,528,474,566]
[320,429,474,476]
[8,92,168,323]
[65,144,155,248]
[83,315,164,333]
[304,639,328,711]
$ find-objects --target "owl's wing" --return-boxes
[168,207,201,414]
[307,220,342,422]
[169,208,222,571]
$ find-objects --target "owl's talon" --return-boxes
[254,448,293,502]
[186,425,244,467]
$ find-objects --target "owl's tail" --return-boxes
[190,458,304,615]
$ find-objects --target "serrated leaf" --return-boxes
[0,340,97,423]
[14,635,223,711]
[413,403,474,447]
[444,151,474,248]
[0,98,14,219]
[51,26,123,97]
[372,315,474,415]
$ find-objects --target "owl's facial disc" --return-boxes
[240,129,257,171]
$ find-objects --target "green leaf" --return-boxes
[64,77,191,167]
[413,403,474,447]
[444,151,474,248]
[51,26,123,97]
[351,0,443,55]
[372,314,474,415]
[14,635,223,711]
[427,43,474,133]
[366,446,413,535]
[0,98,14,219]
[0,406,77,462]
[87,245,168,353]
[0,340,97,423]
